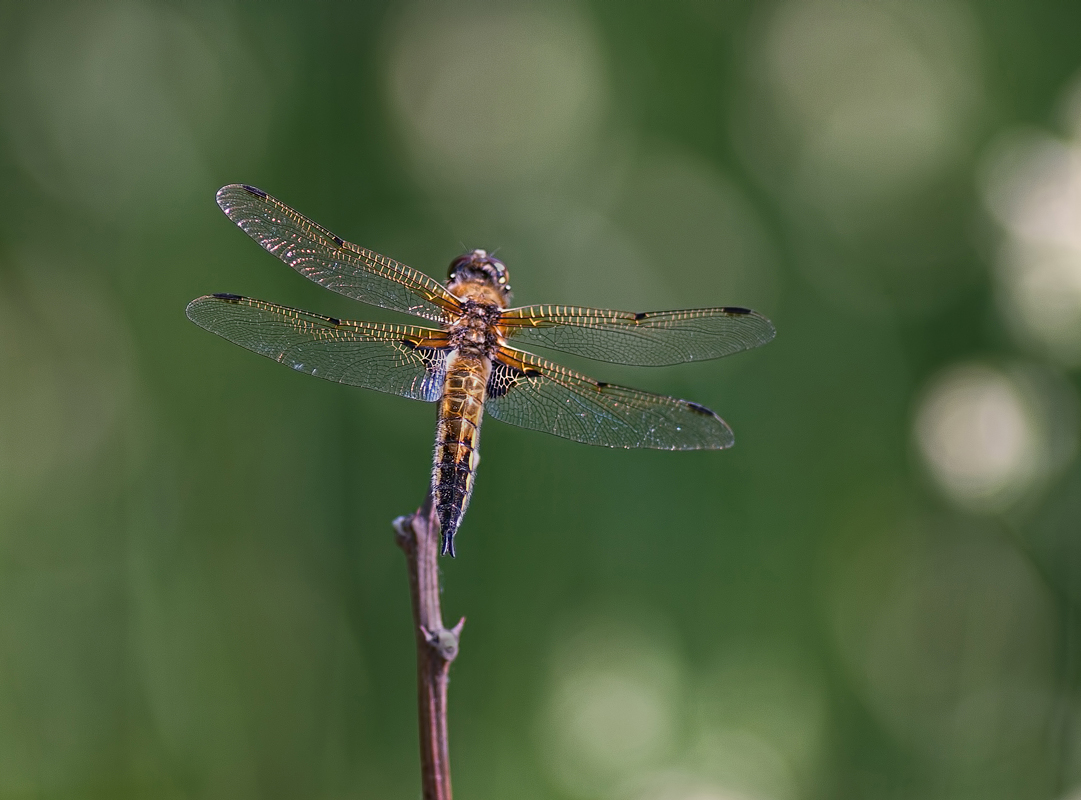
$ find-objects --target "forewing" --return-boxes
[186,294,450,402]
[216,184,460,323]
[485,347,734,450]
[500,305,775,366]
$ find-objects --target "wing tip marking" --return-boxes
[633,311,647,320]
[723,306,752,315]
[212,292,245,303]
[685,401,717,417]
[240,184,268,198]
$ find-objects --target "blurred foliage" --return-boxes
[1,1,1081,799]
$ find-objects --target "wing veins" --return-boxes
[216,184,461,323]
[186,294,451,402]
[485,346,734,450]
[500,304,775,366]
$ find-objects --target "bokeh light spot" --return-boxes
[630,771,763,800]
[4,2,270,220]
[915,364,1037,509]
[914,362,1076,511]
[539,615,683,796]
[687,649,824,800]
[981,127,1081,364]
[747,0,982,212]
[385,2,606,185]
[828,522,1057,771]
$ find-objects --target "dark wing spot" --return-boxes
[213,293,244,302]
[327,317,341,326]
[596,380,609,388]
[723,306,752,315]
[331,233,345,247]
[240,185,267,198]
[488,360,538,399]
[403,344,447,379]
[633,312,647,321]
[685,401,716,416]
[487,362,520,399]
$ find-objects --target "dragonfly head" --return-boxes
[447,249,512,304]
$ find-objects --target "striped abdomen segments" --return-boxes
[432,351,491,557]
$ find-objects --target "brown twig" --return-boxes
[393,495,464,800]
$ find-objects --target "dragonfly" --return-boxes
[187,185,775,556]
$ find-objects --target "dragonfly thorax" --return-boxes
[448,299,504,354]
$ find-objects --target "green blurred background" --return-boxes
[2,1,1081,798]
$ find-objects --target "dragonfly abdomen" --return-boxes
[432,350,491,556]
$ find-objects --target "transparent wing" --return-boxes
[216,184,460,324]
[485,347,734,450]
[186,294,450,401]
[500,304,775,366]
